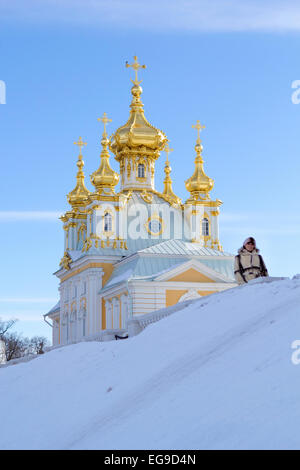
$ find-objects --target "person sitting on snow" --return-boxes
[234,237,268,285]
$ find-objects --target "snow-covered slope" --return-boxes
[1,277,300,450]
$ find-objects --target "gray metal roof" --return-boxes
[76,238,233,264]
[45,300,60,316]
[138,239,233,257]
[101,250,235,293]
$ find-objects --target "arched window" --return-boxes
[104,212,112,232]
[202,217,209,236]
[138,163,145,178]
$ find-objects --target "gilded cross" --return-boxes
[74,136,87,155]
[192,120,205,141]
[164,141,174,162]
[126,56,146,85]
[98,112,112,135]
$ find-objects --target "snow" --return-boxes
[1,277,300,449]
[104,267,133,288]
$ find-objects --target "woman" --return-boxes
[234,237,268,285]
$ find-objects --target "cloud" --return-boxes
[0,211,62,221]
[0,298,58,303]
[1,0,300,32]
[0,313,47,322]
[0,300,58,322]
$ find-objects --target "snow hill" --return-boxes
[1,277,300,450]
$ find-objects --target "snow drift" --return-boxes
[1,277,300,450]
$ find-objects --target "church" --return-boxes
[44,56,236,345]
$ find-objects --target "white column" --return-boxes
[120,294,128,329]
[70,311,76,342]
[105,300,112,329]
[75,279,81,339]
[214,214,220,246]
[82,310,87,337]
[112,297,120,329]
[61,311,68,344]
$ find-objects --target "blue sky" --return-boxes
[1,0,300,340]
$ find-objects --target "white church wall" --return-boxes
[53,319,60,345]
[130,283,166,315]
[121,157,154,192]
[58,267,104,345]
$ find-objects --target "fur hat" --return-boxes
[243,237,256,247]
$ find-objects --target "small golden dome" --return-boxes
[91,133,119,193]
[162,142,181,205]
[67,138,91,208]
[185,122,214,201]
[185,151,214,196]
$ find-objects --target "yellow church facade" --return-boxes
[44,57,236,345]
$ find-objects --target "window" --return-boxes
[138,163,145,178]
[104,212,112,232]
[202,217,209,236]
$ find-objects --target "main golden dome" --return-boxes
[110,57,167,160]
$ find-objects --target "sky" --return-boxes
[0,0,300,340]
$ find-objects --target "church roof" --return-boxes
[137,239,233,257]
[100,246,235,293]
[69,237,232,267]
[45,300,60,317]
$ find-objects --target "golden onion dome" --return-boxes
[162,142,181,205]
[110,57,167,159]
[185,123,214,200]
[67,138,91,208]
[91,128,119,194]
